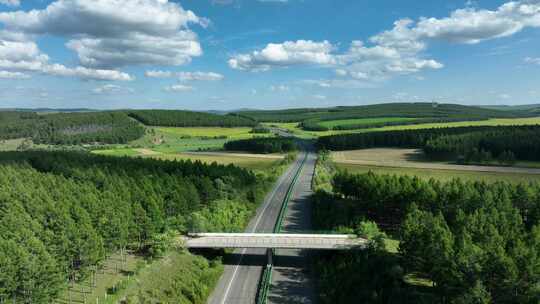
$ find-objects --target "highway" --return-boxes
[267,151,318,304]
[207,152,308,304]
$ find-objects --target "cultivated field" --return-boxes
[318,117,418,129]
[333,148,540,183]
[265,117,540,138]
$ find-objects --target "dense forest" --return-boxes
[237,103,530,123]
[0,111,144,145]
[312,167,540,303]
[318,125,540,163]
[0,151,276,303]
[224,137,298,154]
[127,110,257,127]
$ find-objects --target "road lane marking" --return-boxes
[220,156,303,304]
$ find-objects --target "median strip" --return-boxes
[256,153,308,304]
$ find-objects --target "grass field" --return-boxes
[336,163,540,184]
[0,138,25,151]
[92,148,283,171]
[319,117,417,129]
[57,251,145,304]
[265,117,540,138]
[92,126,275,159]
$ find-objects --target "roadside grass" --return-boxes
[57,251,145,304]
[56,250,222,304]
[336,163,540,184]
[0,138,25,151]
[264,117,540,138]
[319,117,417,129]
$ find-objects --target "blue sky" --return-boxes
[0,0,539,110]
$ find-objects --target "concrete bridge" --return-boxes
[184,233,369,250]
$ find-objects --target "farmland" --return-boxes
[266,116,540,138]
[318,117,418,129]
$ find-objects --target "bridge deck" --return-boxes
[184,233,368,250]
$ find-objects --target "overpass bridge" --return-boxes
[184,233,369,250]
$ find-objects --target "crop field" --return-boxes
[319,117,418,129]
[336,163,540,184]
[265,116,540,138]
[92,148,283,170]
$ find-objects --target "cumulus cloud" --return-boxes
[145,70,224,81]
[0,34,133,81]
[0,0,207,68]
[0,70,29,79]
[230,1,540,83]
[0,0,19,7]
[525,57,540,65]
[165,84,194,92]
[229,40,335,71]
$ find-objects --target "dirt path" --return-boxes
[333,148,540,175]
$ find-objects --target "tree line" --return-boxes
[127,110,257,127]
[0,151,275,303]
[224,137,298,154]
[0,111,144,145]
[317,125,540,163]
[313,169,540,303]
[236,103,529,123]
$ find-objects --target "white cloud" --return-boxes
[145,70,224,81]
[0,0,207,68]
[230,1,540,83]
[0,35,134,81]
[0,70,29,79]
[498,93,511,99]
[312,94,327,100]
[270,84,290,92]
[525,57,540,65]
[0,0,19,7]
[92,84,134,94]
[229,40,335,71]
[178,71,224,81]
[43,64,133,81]
[145,70,173,78]
[165,84,194,92]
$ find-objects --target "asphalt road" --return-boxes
[267,151,317,304]
[207,152,307,304]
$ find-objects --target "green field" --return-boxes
[93,126,273,154]
[319,117,418,129]
[336,163,540,184]
[266,117,540,138]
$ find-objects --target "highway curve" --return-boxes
[207,152,308,304]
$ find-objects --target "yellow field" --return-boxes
[156,127,256,138]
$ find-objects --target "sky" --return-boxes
[0,0,539,110]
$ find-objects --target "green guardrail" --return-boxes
[256,153,308,304]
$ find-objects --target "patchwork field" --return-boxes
[265,117,540,138]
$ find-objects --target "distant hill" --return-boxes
[236,102,532,123]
